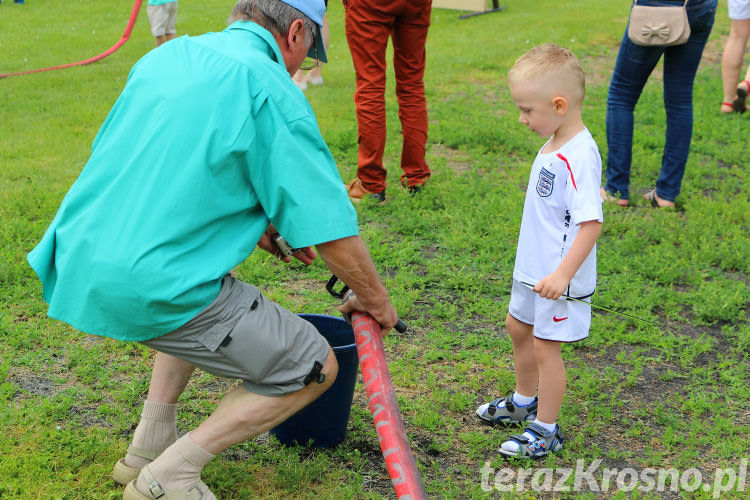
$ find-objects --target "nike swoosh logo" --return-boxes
[553,316,568,322]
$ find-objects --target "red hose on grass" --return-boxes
[0,0,143,79]
[351,312,428,500]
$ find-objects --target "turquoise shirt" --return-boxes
[27,21,358,342]
[148,0,176,5]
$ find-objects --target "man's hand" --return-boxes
[257,224,317,265]
[338,291,398,336]
[533,271,569,300]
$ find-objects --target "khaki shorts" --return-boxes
[147,2,178,37]
[508,280,591,343]
[142,276,331,396]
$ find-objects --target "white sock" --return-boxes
[512,392,536,406]
[477,392,536,416]
[125,400,177,468]
[136,433,216,497]
[532,418,557,434]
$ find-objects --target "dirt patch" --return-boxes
[7,371,56,397]
[583,46,619,87]
[285,278,323,295]
[429,143,474,176]
[69,403,112,429]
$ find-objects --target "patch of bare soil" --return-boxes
[429,143,474,176]
[7,370,56,397]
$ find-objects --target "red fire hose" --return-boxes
[350,312,428,500]
[0,0,143,79]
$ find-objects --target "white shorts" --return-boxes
[147,2,178,37]
[729,0,750,20]
[508,280,591,343]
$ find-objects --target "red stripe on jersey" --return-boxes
[556,153,577,191]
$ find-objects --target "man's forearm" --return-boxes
[316,236,389,310]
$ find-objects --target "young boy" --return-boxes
[147,0,178,47]
[475,44,603,458]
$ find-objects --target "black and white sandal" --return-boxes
[498,422,564,459]
[475,394,538,425]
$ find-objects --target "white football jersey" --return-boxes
[512,128,603,298]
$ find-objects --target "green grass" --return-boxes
[1,0,748,498]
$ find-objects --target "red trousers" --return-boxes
[344,0,431,192]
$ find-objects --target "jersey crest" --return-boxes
[536,166,555,197]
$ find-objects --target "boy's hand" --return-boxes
[533,271,569,300]
[535,221,602,300]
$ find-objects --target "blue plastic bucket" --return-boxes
[270,314,359,448]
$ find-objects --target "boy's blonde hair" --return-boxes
[508,43,586,105]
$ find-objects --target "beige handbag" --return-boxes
[627,0,690,47]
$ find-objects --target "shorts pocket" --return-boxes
[195,323,234,352]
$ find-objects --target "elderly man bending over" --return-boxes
[27,1,399,498]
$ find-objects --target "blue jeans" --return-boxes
[605,0,717,202]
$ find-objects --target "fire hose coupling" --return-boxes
[325,274,407,333]
[303,360,326,385]
[271,233,300,258]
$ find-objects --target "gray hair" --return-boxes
[230,0,316,45]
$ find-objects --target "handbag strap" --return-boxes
[632,0,688,7]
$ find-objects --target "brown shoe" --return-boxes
[345,178,384,202]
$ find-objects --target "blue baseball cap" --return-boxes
[279,0,328,63]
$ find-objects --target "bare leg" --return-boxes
[147,352,196,403]
[534,338,565,423]
[191,348,338,453]
[154,35,167,47]
[132,349,338,496]
[119,353,196,472]
[720,19,750,112]
[505,313,537,397]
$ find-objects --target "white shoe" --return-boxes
[294,79,307,91]
[308,76,324,86]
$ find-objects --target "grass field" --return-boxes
[1,0,748,498]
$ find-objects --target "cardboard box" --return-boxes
[432,0,487,12]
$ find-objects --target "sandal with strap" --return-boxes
[600,187,629,207]
[644,188,674,208]
[721,101,737,114]
[733,80,749,113]
[498,422,564,459]
[475,394,538,425]
[113,445,161,486]
[123,465,214,500]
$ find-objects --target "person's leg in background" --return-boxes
[658,6,716,204]
[721,17,750,113]
[345,1,393,197]
[148,3,176,48]
[392,0,431,192]
[604,34,663,203]
[164,1,178,44]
